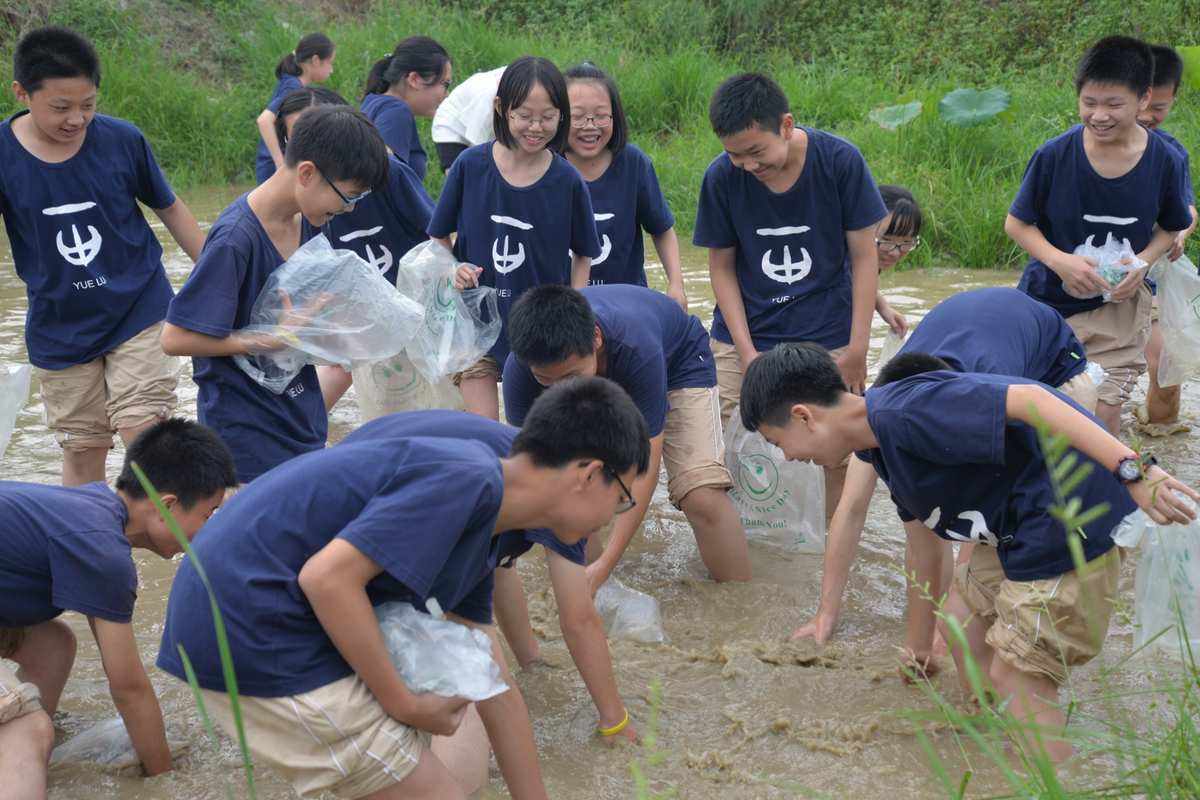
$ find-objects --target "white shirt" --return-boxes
[431,67,506,146]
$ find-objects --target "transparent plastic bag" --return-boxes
[878,329,905,366]
[1129,508,1200,660]
[724,406,825,553]
[234,235,424,394]
[49,717,187,772]
[1084,360,1107,389]
[393,241,502,382]
[375,599,508,702]
[1065,232,1146,301]
[594,578,666,644]
[0,363,31,460]
[1154,255,1200,388]
[351,353,463,423]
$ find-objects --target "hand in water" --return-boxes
[898,648,941,684]
[1129,466,1200,525]
[791,610,838,645]
[454,264,483,290]
[879,304,907,337]
[599,720,639,746]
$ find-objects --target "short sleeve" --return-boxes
[876,376,1008,466]
[1158,149,1195,233]
[48,531,137,623]
[634,150,675,236]
[529,529,586,565]
[570,172,601,259]
[266,77,302,113]
[500,354,541,426]
[166,229,247,337]
[428,156,466,238]
[337,458,498,599]
[132,128,176,210]
[834,140,887,231]
[375,102,418,167]
[1009,147,1050,225]
[693,159,737,248]
[390,159,434,231]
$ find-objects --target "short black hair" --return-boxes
[274,86,349,154]
[564,62,628,153]
[1075,36,1154,97]
[508,285,596,366]
[276,32,334,80]
[364,35,451,98]
[512,377,650,477]
[878,185,923,239]
[116,419,237,508]
[709,73,789,138]
[14,26,100,94]
[874,352,952,387]
[493,56,571,154]
[740,343,847,431]
[284,105,389,192]
[1150,44,1185,92]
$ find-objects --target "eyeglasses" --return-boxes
[508,110,561,129]
[320,170,371,210]
[603,465,636,515]
[874,236,920,255]
[569,113,613,129]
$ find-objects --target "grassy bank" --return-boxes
[1,0,1196,268]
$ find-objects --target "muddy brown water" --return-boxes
[2,186,1197,799]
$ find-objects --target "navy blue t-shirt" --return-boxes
[581,144,675,287]
[693,128,886,351]
[255,75,303,184]
[428,143,601,365]
[899,288,1087,388]
[1012,125,1193,318]
[0,482,135,627]
[858,371,1134,581]
[157,436,516,697]
[1156,128,1196,207]
[361,93,428,181]
[345,409,586,569]
[502,284,714,436]
[166,195,326,483]
[308,155,433,286]
[0,112,176,369]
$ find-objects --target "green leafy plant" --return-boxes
[938,88,1011,127]
[630,680,677,799]
[869,101,923,130]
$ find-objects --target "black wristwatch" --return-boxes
[1115,454,1157,484]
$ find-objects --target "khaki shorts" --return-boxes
[36,321,178,452]
[0,661,41,725]
[451,354,501,387]
[956,545,1121,685]
[201,674,428,799]
[662,386,732,506]
[1056,371,1098,415]
[1066,286,1152,408]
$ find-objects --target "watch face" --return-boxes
[1118,460,1141,481]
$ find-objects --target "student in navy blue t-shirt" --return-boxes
[503,285,751,594]
[1007,36,1192,436]
[740,342,1199,761]
[360,36,452,182]
[157,378,650,798]
[794,288,1099,650]
[344,409,637,743]
[432,56,600,422]
[1137,44,1197,435]
[562,63,686,307]
[0,420,234,793]
[254,32,334,184]
[163,106,388,484]
[272,87,435,411]
[0,27,207,487]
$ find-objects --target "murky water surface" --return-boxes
[2,186,1196,799]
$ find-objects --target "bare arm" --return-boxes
[297,539,469,734]
[153,199,205,262]
[651,228,687,311]
[708,246,757,365]
[547,551,634,741]
[90,617,172,776]
[838,226,880,394]
[570,252,591,289]
[160,322,257,358]
[585,433,664,594]
[256,109,284,169]
[1169,204,1197,261]
[792,456,876,643]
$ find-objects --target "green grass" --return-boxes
[1,0,1196,268]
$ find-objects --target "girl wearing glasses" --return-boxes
[563,63,688,310]
[361,36,452,182]
[874,184,924,337]
[429,56,601,420]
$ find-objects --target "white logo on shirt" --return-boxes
[491,214,532,274]
[43,202,102,268]
[756,225,811,285]
[591,213,614,266]
[339,227,392,275]
[1082,214,1138,225]
[923,506,999,546]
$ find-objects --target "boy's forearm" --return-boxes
[651,229,685,289]
[1137,226,1177,266]
[570,253,590,289]
[1006,384,1134,471]
[160,322,251,358]
[156,200,205,262]
[846,228,879,355]
[816,458,876,620]
[708,248,755,356]
[593,437,662,583]
[1005,214,1067,272]
[111,680,172,775]
[549,556,626,727]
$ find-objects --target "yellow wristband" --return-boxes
[597,709,630,737]
[273,325,302,347]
